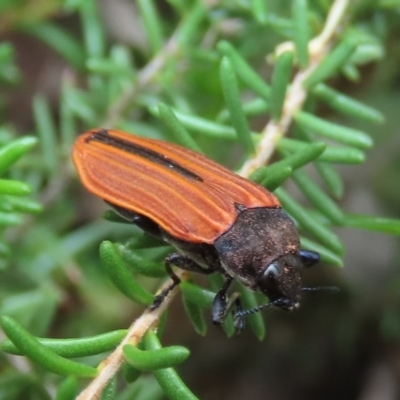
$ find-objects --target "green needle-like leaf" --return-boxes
[60,87,77,148]
[270,52,293,120]
[312,84,384,124]
[0,136,37,175]
[220,57,255,155]
[102,210,132,224]
[251,0,268,24]
[144,331,198,400]
[5,196,42,214]
[79,0,105,58]
[100,241,154,305]
[0,180,31,196]
[182,293,207,336]
[343,214,400,235]
[0,212,22,226]
[261,166,292,191]
[276,141,326,170]
[300,237,343,267]
[237,285,266,340]
[176,2,207,46]
[217,41,271,101]
[124,343,190,371]
[101,378,117,400]
[180,282,215,309]
[86,58,133,76]
[55,376,78,400]
[315,161,344,199]
[33,94,58,172]
[292,0,309,68]
[291,169,345,225]
[275,188,344,254]
[158,103,202,153]
[137,0,163,54]
[1,330,127,358]
[250,141,326,183]
[64,88,98,124]
[278,138,365,164]
[304,37,358,88]
[295,111,373,149]
[124,233,166,250]
[218,98,269,122]
[122,363,142,384]
[116,244,166,278]
[150,107,237,140]
[1,316,97,377]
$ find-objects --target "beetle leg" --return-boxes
[213,289,245,331]
[165,254,214,275]
[150,253,213,310]
[212,277,235,325]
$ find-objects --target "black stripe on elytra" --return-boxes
[86,129,203,182]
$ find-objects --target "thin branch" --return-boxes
[77,270,189,400]
[238,0,350,177]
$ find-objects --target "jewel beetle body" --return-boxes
[73,129,320,326]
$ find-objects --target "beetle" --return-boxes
[72,128,322,328]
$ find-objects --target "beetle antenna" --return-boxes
[301,286,340,293]
[234,302,273,320]
[235,286,340,321]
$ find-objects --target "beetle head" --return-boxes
[257,253,303,311]
[257,250,321,310]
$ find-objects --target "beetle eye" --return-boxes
[265,262,282,278]
[257,261,283,299]
[257,254,302,307]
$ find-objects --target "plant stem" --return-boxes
[238,0,349,177]
[76,270,189,400]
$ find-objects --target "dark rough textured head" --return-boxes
[257,253,303,310]
[214,206,309,309]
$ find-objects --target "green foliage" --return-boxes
[157,103,203,153]
[0,0,399,399]
[1,316,97,377]
[1,330,127,357]
[100,241,154,305]
[123,341,190,371]
[143,331,198,400]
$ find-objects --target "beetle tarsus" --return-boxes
[149,281,178,311]
[233,298,246,332]
[212,285,245,333]
[211,278,233,325]
[164,254,183,284]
